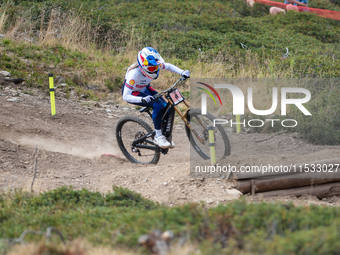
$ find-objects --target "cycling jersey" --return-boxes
[122,63,184,104]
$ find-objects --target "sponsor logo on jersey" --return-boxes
[130,79,135,85]
[136,84,147,88]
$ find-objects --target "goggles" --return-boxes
[146,64,160,72]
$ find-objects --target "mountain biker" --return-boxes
[122,47,190,149]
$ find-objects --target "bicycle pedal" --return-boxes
[161,148,169,155]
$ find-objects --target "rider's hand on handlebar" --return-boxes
[141,95,154,103]
[181,70,190,79]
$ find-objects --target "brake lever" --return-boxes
[153,94,162,100]
[181,75,190,81]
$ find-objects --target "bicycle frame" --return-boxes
[131,78,207,154]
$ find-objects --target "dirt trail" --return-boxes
[1,81,340,207]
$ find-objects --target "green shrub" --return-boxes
[2,188,340,253]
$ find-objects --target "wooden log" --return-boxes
[236,180,251,194]
[236,171,340,194]
[234,157,340,180]
[258,182,340,199]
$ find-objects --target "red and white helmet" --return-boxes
[137,47,164,79]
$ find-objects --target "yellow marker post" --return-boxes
[49,73,56,115]
[236,115,241,133]
[207,126,216,166]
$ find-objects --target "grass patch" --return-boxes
[1,187,340,254]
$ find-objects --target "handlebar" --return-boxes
[154,76,189,100]
[141,76,189,103]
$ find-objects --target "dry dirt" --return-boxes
[1,79,340,207]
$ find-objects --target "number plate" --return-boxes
[169,89,184,105]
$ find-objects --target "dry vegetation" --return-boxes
[0,0,339,143]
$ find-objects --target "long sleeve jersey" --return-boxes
[123,63,184,103]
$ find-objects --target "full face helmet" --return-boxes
[137,47,164,79]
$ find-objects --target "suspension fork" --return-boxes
[182,100,208,129]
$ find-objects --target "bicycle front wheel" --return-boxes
[116,116,160,164]
[185,109,231,160]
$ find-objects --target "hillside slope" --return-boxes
[2,0,340,77]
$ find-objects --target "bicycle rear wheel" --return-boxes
[185,109,231,160]
[116,116,160,164]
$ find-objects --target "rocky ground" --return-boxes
[1,76,340,207]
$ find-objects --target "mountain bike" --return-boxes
[116,77,231,164]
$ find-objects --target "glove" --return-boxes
[142,95,154,103]
[181,70,190,78]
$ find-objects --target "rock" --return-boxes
[106,109,112,113]
[0,71,11,77]
[7,97,18,102]
[206,199,214,204]
[8,89,19,96]
[5,78,25,84]
[12,78,25,84]
[55,75,65,84]
[226,189,242,199]
[60,83,67,87]
[0,34,4,38]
